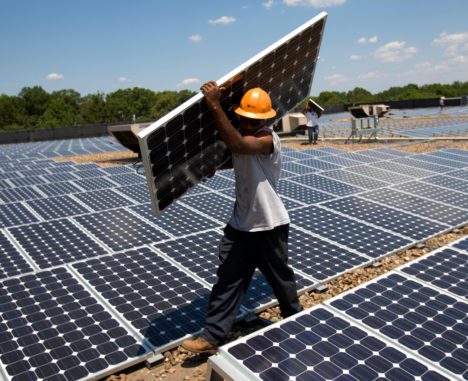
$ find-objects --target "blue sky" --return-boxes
[1,0,468,97]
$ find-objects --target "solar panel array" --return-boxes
[209,236,468,381]
[1,133,467,379]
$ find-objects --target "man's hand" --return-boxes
[200,81,224,109]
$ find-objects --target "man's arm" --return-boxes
[201,81,273,155]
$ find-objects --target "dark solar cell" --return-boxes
[0,230,34,279]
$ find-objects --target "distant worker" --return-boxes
[304,102,320,144]
[439,96,445,112]
[181,81,302,354]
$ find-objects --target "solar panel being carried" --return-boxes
[138,12,328,214]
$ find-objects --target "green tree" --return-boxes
[18,86,50,127]
[80,92,108,124]
[0,95,26,130]
[41,97,77,128]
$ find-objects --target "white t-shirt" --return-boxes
[305,111,318,127]
[228,127,290,232]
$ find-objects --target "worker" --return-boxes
[181,81,302,354]
[304,103,320,144]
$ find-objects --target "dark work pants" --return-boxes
[200,223,302,345]
[307,125,319,143]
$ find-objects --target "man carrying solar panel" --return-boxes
[181,81,302,354]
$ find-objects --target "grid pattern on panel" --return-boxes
[420,174,468,193]
[289,206,412,258]
[346,165,412,184]
[130,203,218,236]
[316,155,362,167]
[0,267,146,381]
[73,208,170,251]
[102,166,134,175]
[329,273,468,378]
[294,158,342,171]
[72,177,117,192]
[154,231,313,311]
[411,154,467,169]
[452,237,468,252]
[322,196,449,241]
[394,181,468,209]
[41,172,79,182]
[37,182,82,197]
[0,203,39,228]
[73,248,210,348]
[180,193,232,224]
[445,148,468,157]
[428,151,468,164]
[9,176,47,188]
[400,248,468,299]
[392,157,453,173]
[288,227,369,282]
[319,169,388,190]
[73,189,135,211]
[0,187,44,204]
[70,168,107,179]
[222,306,448,381]
[0,230,34,279]
[370,160,435,178]
[8,219,108,269]
[355,149,405,161]
[277,180,335,204]
[446,169,468,180]
[289,174,362,196]
[115,183,151,204]
[139,14,327,213]
[360,188,468,226]
[26,195,90,220]
[282,151,313,160]
[281,162,317,176]
[108,173,146,186]
[199,175,235,191]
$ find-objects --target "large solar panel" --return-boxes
[138,12,327,213]
[329,273,468,379]
[209,305,450,381]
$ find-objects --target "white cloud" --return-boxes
[358,71,386,79]
[118,76,132,82]
[263,0,274,9]
[177,78,200,87]
[358,35,378,44]
[449,55,468,63]
[350,54,362,60]
[282,0,345,7]
[189,34,203,42]
[373,41,417,63]
[208,16,236,25]
[433,31,468,55]
[324,73,347,86]
[46,73,63,80]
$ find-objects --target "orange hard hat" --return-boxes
[234,87,277,120]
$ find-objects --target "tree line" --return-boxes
[0,86,195,131]
[1,81,467,132]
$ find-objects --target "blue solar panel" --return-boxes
[73,247,211,349]
[411,153,468,169]
[73,189,136,211]
[394,181,468,209]
[277,180,335,204]
[215,305,450,381]
[392,157,453,173]
[288,227,369,282]
[26,195,91,220]
[0,267,147,380]
[0,186,45,204]
[420,174,468,193]
[322,196,450,241]
[370,160,436,178]
[181,192,232,223]
[115,183,151,204]
[427,151,468,164]
[452,236,468,253]
[8,219,109,269]
[320,169,388,189]
[130,203,219,236]
[360,188,468,226]
[73,208,170,251]
[446,169,468,181]
[0,203,39,228]
[400,247,468,299]
[0,230,34,279]
[71,177,118,191]
[317,155,363,167]
[289,206,413,258]
[199,175,235,191]
[288,174,362,196]
[329,273,468,379]
[37,182,82,197]
[346,165,413,184]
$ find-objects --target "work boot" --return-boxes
[181,336,218,354]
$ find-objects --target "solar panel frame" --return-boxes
[138,12,328,214]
